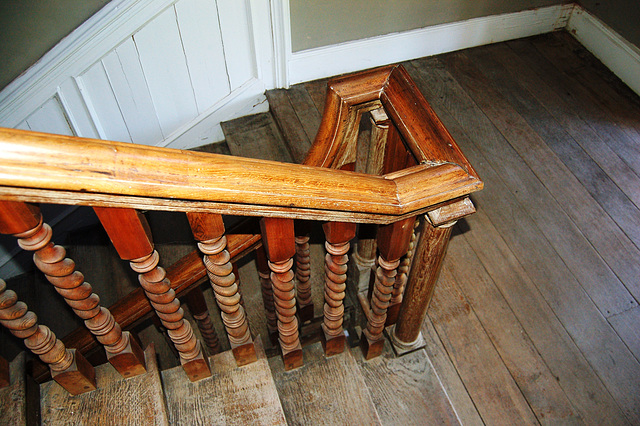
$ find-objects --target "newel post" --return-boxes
[390,198,476,354]
[390,216,455,353]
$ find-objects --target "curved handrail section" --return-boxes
[305,64,479,180]
[0,65,482,224]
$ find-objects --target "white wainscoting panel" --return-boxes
[58,78,100,139]
[0,0,273,149]
[217,0,257,90]
[79,61,132,142]
[102,40,164,145]
[176,0,231,112]
[25,97,74,136]
[133,6,201,137]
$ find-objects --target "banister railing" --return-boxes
[0,64,483,394]
[0,129,479,223]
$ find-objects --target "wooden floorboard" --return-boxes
[162,338,287,426]
[406,50,640,422]
[354,339,462,425]
[260,31,640,425]
[428,266,540,424]
[436,51,637,317]
[466,44,640,252]
[269,343,382,425]
[507,37,640,186]
[443,232,581,423]
[41,345,169,425]
[456,209,626,424]
[420,318,484,425]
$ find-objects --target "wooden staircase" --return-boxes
[0,65,483,425]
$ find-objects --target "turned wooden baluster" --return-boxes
[386,219,420,326]
[94,207,210,382]
[185,286,221,355]
[361,216,416,359]
[0,201,146,378]
[186,212,257,366]
[260,217,303,370]
[256,245,279,344]
[0,278,96,395]
[321,222,356,356]
[294,221,313,323]
[353,109,392,297]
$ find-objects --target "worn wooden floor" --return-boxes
[267,31,640,424]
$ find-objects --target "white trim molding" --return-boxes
[285,4,574,85]
[0,0,177,127]
[0,0,275,147]
[567,6,640,97]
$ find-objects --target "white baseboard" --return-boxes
[567,6,640,97]
[287,4,574,85]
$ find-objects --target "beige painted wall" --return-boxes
[290,0,562,52]
[579,0,639,47]
[0,0,110,90]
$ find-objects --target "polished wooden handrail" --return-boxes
[305,65,479,178]
[0,129,479,224]
[0,66,481,225]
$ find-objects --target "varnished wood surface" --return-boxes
[0,71,483,222]
[40,345,169,425]
[32,232,261,382]
[162,337,286,426]
[270,32,640,424]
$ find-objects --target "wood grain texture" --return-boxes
[428,267,539,425]
[266,89,312,163]
[460,210,626,424]
[420,318,483,425]
[222,113,292,163]
[608,306,640,362]
[506,36,640,302]
[467,43,640,250]
[0,353,28,426]
[162,337,286,426]
[354,340,460,425]
[444,232,581,423]
[0,127,481,222]
[269,342,381,425]
[40,345,169,425]
[439,50,638,316]
[424,51,640,421]
[407,48,637,423]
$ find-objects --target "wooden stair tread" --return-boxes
[221,112,293,163]
[269,342,381,425]
[354,339,461,425]
[0,353,29,425]
[162,336,286,426]
[40,345,169,425]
